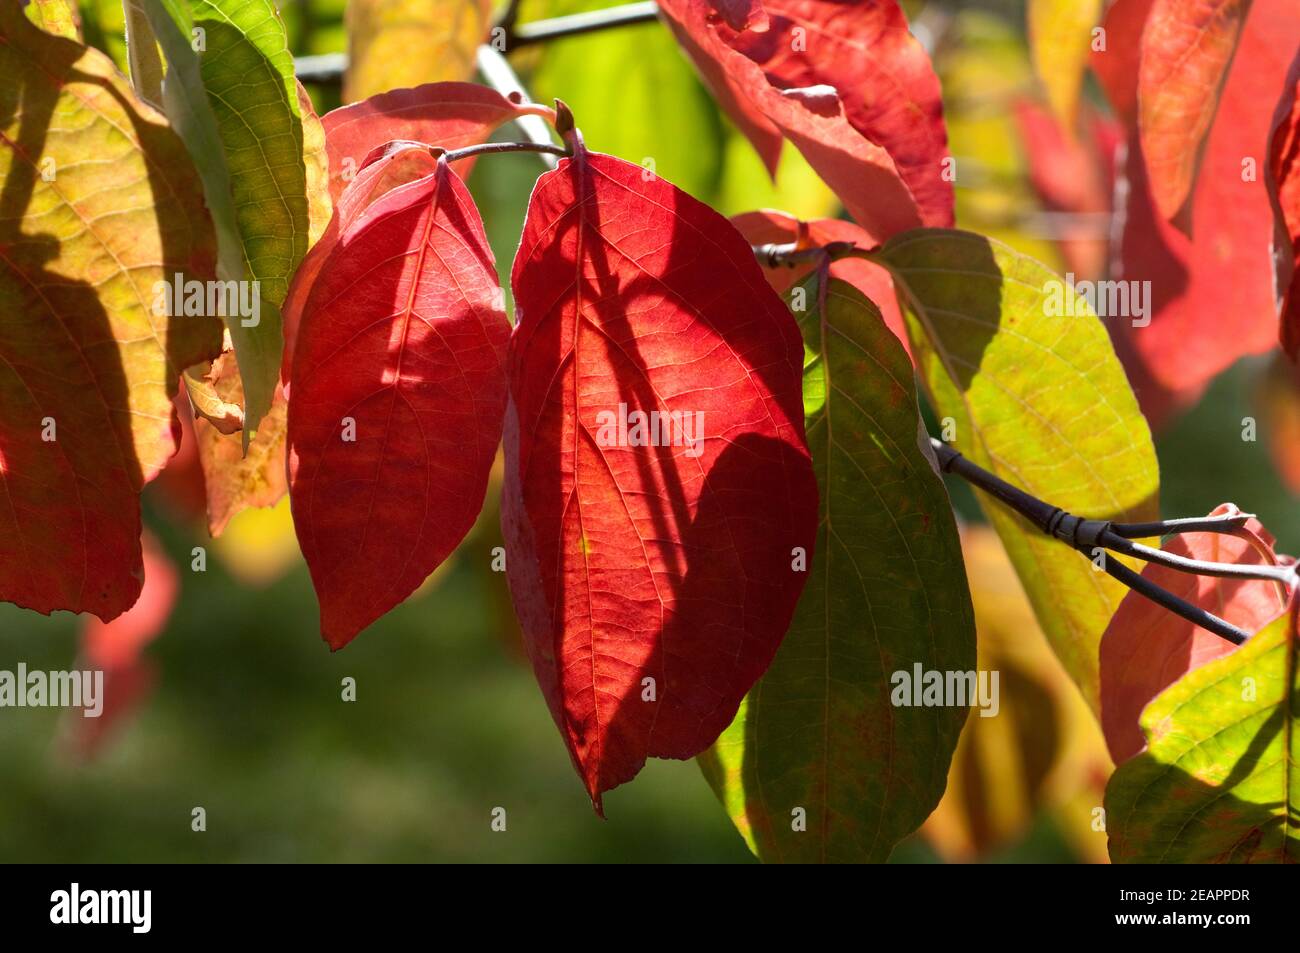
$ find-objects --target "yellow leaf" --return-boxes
[344,0,492,104]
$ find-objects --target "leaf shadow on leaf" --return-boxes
[0,33,213,616]
[513,162,814,806]
[1107,684,1300,863]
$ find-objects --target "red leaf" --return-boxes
[1099,504,1290,764]
[729,209,911,360]
[503,146,818,810]
[1137,0,1252,223]
[1109,0,1300,394]
[321,82,548,203]
[287,157,509,649]
[1092,0,1157,127]
[721,0,954,227]
[658,0,925,241]
[282,146,442,384]
[1270,49,1300,359]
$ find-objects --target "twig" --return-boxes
[506,1,660,48]
[441,141,569,163]
[293,3,663,85]
[928,438,1291,645]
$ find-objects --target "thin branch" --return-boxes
[1108,512,1256,538]
[507,1,660,48]
[293,3,662,85]
[755,241,859,269]
[928,438,1291,645]
[1087,549,1249,646]
[1099,530,1297,586]
[441,141,569,163]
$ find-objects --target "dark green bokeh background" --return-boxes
[2,0,1293,863]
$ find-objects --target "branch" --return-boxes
[505,1,660,48]
[474,45,561,169]
[441,141,569,163]
[928,438,1295,645]
[293,3,662,85]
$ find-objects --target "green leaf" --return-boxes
[529,21,726,201]
[1105,603,1299,862]
[699,276,976,863]
[143,0,307,438]
[878,229,1159,713]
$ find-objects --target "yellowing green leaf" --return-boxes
[344,0,490,104]
[699,277,976,863]
[879,229,1159,713]
[1106,602,1299,862]
[144,0,308,439]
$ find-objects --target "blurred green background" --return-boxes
[2,0,1296,863]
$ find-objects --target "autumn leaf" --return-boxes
[504,144,818,810]
[287,156,509,649]
[719,0,954,227]
[26,0,80,38]
[1107,0,1299,396]
[1270,48,1300,359]
[0,5,222,620]
[1090,0,1155,126]
[282,144,442,380]
[1137,0,1252,224]
[699,274,974,862]
[142,0,308,439]
[1099,505,1289,764]
[879,229,1160,712]
[320,82,551,203]
[189,82,330,536]
[344,0,490,104]
[1027,0,1103,133]
[1105,597,1299,862]
[194,352,288,535]
[657,0,924,242]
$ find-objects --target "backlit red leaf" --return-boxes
[1270,49,1300,358]
[282,146,442,383]
[287,157,509,649]
[1108,0,1300,395]
[1137,0,1252,222]
[720,0,953,226]
[657,0,925,241]
[503,146,818,809]
[321,82,550,203]
[1099,504,1290,764]
[1092,0,1157,126]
